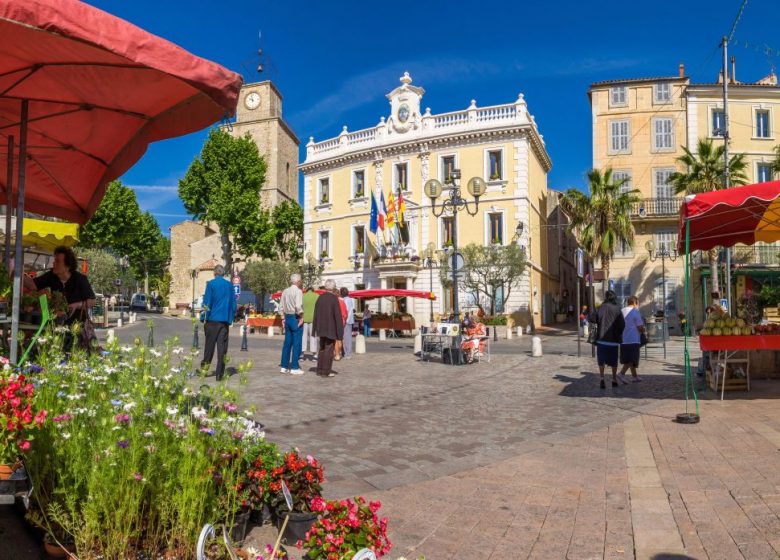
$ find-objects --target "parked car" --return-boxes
[130,293,149,311]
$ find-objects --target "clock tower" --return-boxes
[228,81,300,206]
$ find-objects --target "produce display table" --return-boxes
[246,316,283,333]
[697,335,780,399]
[368,318,415,335]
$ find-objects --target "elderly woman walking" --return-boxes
[589,290,625,389]
[618,295,645,383]
[313,279,344,377]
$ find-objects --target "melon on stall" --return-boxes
[722,326,732,335]
[743,326,753,335]
[736,318,746,328]
[700,328,711,336]
[712,328,723,336]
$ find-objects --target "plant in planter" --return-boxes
[302,496,392,559]
[320,251,328,260]
[48,290,68,318]
[243,440,283,525]
[268,450,325,544]
[0,369,46,486]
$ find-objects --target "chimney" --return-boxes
[678,63,685,78]
[731,56,736,84]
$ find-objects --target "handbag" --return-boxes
[587,322,598,345]
[77,303,98,353]
[639,332,648,347]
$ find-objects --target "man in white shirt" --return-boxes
[278,274,304,375]
[618,295,645,383]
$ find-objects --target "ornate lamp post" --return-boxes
[422,242,439,323]
[424,169,486,318]
[645,239,677,360]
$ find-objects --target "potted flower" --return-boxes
[244,441,283,525]
[355,186,364,198]
[0,370,46,492]
[490,172,501,181]
[302,496,392,559]
[320,192,329,204]
[268,450,325,544]
[20,292,37,323]
[320,251,328,260]
[49,290,68,319]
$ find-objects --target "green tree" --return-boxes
[153,271,172,307]
[76,248,120,295]
[561,168,640,295]
[179,129,268,273]
[771,145,780,177]
[459,243,527,316]
[669,138,748,296]
[269,201,303,260]
[241,260,291,310]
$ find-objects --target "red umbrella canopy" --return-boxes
[0,0,242,223]
[350,289,436,300]
[678,181,780,253]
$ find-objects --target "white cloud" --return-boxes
[128,185,180,212]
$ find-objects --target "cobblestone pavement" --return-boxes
[103,320,780,559]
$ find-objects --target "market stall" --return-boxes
[350,289,435,336]
[679,180,780,405]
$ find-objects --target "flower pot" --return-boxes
[0,463,28,495]
[230,509,251,544]
[250,503,274,526]
[276,510,318,545]
[43,541,76,558]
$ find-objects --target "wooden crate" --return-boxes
[706,369,748,392]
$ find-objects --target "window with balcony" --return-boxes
[610,86,627,107]
[488,213,503,245]
[613,240,634,258]
[395,162,408,191]
[318,178,330,205]
[654,277,677,313]
[756,109,771,139]
[318,230,330,259]
[487,150,503,181]
[653,117,674,151]
[441,216,454,248]
[653,83,671,104]
[654,230,678,254]
[353,226,365,255]
[612,170,632,193]
[352,170,365,198]
[712,109,725,137]
[653,168,677,214]
[441,155,456,184]
[757,162,773,183]
[609,120,630,154]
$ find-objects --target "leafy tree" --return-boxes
[241,260,291,310]
[153,271,172,307]
[179,129,268,273]
[561,168,640,295]
[269,201,303,260]
[771,145,780,177]
[669,138,748,296]
[459,243,527,316]
[298,257,324,291]
[76,248,120,295]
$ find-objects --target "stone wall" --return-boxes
[169,221,214,307]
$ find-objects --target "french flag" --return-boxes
[378,191,387,231]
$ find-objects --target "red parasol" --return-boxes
[271,289,326,300]
[350,289,436,300]
[678,181,780,252]
[0,0,242,223]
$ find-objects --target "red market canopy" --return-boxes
[678,181,780,253]
[271,289,325,300]
[0,0,242,223]
[350,289,436,300]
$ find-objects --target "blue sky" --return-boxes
[89,0,780,235]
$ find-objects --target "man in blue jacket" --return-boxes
[201,264,237,381]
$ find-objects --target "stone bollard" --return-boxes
[117,318,123,327]
[506,327,513,340]
[267,326,275,337]
[355,334,366,354]
[532,336,543,357]
[413,333,422,354]
[106,329,115,344]
[182,309,188,317]
[379,329,386,341]
[516,326,523,337]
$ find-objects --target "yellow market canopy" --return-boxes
[2,217,79,253]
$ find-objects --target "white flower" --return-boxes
[150,349,161,357]
[123,402,136,411]
[172,347,184,355]
[61,432,71,439]
[112,426,121,431]
[143,431,153,437]
[166,406,178,416]
[191,406,207,419]
[182,388,195,397]
[120,345,132,353]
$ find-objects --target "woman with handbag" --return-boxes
[618,295,645,383]
[589,290,625,389]
[23,246,96,351]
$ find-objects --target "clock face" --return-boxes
[244,92,261,110]
[398,104,410,123]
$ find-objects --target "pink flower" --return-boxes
[133,472,142,481]
[18,440,31,451]
[34,410,47,425]
[310,496,326,512]
[114,413,130,424]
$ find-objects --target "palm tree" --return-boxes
[770,145,780,177]
[669,138,748,296]
[561,168,640,295]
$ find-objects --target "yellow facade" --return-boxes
[590,67,780,328]
[301,74,554,327]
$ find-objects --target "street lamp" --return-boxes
[116,255,128,324]
[422,242,438,323]
[646,239,677,360]
[190,268,198,319]
[424,169,485,318]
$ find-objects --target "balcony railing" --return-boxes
[731,244,780,266]
[630,198,682,218]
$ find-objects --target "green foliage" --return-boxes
[179,129,269,272]
[483,315,508,326]
[241,261,291,301]
[153,271,172,307]
[78,181,169,285]
[457,244,527,316]
[561,168,640,290]
[269,201,303,260]
[75,248,120,295]
[758,284,780,308]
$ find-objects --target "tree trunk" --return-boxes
[708,248,720,300]
[221,232,233,276]
[602,255,610,298]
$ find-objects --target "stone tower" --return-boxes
[228,81,300,206]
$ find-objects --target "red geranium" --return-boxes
[268,450,324,513]
[302,496,391,559]
[0,373,46,464]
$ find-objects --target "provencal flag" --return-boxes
[386,190,396,229]
[397,189,406,224]
[369,192,379,234]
